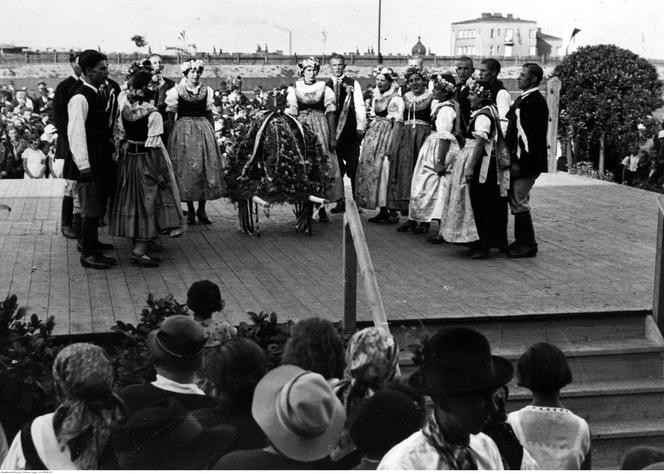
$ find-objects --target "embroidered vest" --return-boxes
[177,87,208,117]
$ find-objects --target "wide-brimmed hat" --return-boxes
[252,365,346,462]
[146,315,207,361]
[111,398,236,469]
[409,327,513,395]
[43,124,57,135]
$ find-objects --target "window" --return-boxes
[496,45,500,54]
[490,28,494,38]
[529,46,537,56]
[505,45,513,56]
[529,29,536,39]
[497,28,501,36]
[489,45,494,55]
[505,29,513,42]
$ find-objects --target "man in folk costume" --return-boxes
[67,50,117,269]
[505,63,549,258]
[454,56,474,136]
[54,52,82,240]
[149,54,175,136]
[326,53,366,212]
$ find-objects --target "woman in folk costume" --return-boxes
[166,59,225,225]
[356,66,404,224]
[387,65,434,231]
[460,80,510,259]
[408,74,462,238]
[285,56,343,222]
[109,71,185,267]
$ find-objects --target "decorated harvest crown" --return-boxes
[297,56,320,76]
[467,77,493,101]
[126,59,153,81]
[404,65,426,82]
[372,65,397,81]
[432,75,456,95]
[180,59,205,74]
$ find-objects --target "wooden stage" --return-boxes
[0,173,658,336]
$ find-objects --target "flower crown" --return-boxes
[180,59,205,74]
[297,56,320,75]
[126,59,153,81]
[404,65,426,82]
[467,78,492,101]
[433,76,456,95]
[372,65,397,80]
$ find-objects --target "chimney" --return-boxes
[481,12,491,18]
[506,13,513,19]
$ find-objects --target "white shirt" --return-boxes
[2,413,77,470]
[621,154,640,171]
[328,74,367,131]
[377,430,504,470]
[151,373,205,395]
[67,80,98,172]
[495,88,512,135]
[508,405,590,470]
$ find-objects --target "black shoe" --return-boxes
[470,248,490,259]
[96,254,117,265]
[501,241,520,253]
[196,211,212,225]
[427,235,446,245]
[368,211,389,223]
[508,244,538,258]
[330,202,345,214]
[96,240,114,251]
[396,220,415,232]
[130,253,160,267]
[412,222,430,235]
[61,225,77,239]
[80,255,111,269]
[318,208,329,223]
[187,215,196,226]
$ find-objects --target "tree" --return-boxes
[554,44,663,174]
[130,34,148,50]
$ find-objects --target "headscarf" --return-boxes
[52,343,124,470]
[422,409,478,469]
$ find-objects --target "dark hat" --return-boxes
[111,398,236,469]
[409,327,513,395]
[146,315,207,361]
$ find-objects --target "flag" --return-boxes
[178,30,186,41]
[570,28,581,41]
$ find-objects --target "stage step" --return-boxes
[392,313,664,469]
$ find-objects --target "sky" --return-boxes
[3,0,663,59]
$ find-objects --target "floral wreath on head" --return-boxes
[180,59,205,75]
[297,56,320,76]
[432,75,456,95]
[372,65,397,81]
[404,65,426,82]
[125,59,153,82]
[466,77,492,101]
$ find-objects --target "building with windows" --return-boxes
[451,13,561,58]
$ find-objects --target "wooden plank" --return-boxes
[546,76,561,173]
[654,197,664,333]
[343,221,357,332]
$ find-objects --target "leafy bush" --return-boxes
[554,45,663,172]
[0,295,60,438]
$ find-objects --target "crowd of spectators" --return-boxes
[0,279,633,470]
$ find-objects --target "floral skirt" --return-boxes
[297,109,343,202]
[355,117,393,210]
[408,135,460,223]
[109,143,185,240]
[439,142,479,243]
[168,117,225,201]
[386,123,431,212]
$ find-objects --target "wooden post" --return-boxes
[566,135,574,170]
[343,219,357,332]
[599,131,606,174]
[546,77,561,173]
[654,198,664,333]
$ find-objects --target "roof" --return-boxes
[452,15,535,25]
[536,31,562,41]
[0,44,27,49]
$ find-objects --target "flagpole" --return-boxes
[377,0,382,63]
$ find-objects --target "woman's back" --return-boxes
[507,405,590,470]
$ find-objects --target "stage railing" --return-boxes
[654,196,664,333]
[342,185,389,334]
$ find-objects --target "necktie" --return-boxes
[98,84,107,102]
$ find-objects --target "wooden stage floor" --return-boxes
[0,173,658,336]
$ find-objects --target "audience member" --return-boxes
[621,446,664,470]
[378,327,511,470]
[1,343,124,470]
[109,398,236,469]
[213,364,345,469]
[349,389,424,470]
[195,337,269,450]
[621,143,642,185]
[187,279,237,347]
[118,315,217,414]
[331,326,400,466]
[507,342,591,469]
[282,317,345,382]
[22,136,47,179]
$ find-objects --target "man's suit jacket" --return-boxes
[506,90,549,177]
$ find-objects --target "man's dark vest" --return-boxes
[326,77,357,141]
[74,84,114,179]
